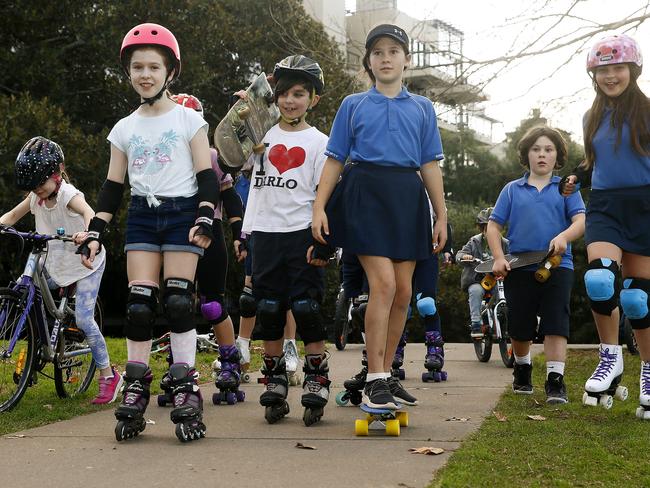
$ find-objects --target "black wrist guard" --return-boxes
[559,164,592,194]
[194,205,215,241]
[312,240,335,261]
[76,216,106,258]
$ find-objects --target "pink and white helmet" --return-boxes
[587,34,642,72]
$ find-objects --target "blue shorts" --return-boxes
[124,195,204,255]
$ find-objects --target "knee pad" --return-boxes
[163,278,195,333]
[200,295,228,325]
[125,283,158,341]
[292,296,326,345]
[621,278,650,329]
[257,298,286,341]
[239,286,257,318]
[416,294,437,317]
[584,258,620,316]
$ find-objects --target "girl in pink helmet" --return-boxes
[561,34,650,417]
[76,23,219,442]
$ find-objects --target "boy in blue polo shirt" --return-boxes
[486,126,585,404]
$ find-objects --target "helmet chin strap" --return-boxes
[279,90,317,126]
[139,73,174,106]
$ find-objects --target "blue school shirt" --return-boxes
[490,174,585,270]
[325,86,444,168]
[589,108,650,190]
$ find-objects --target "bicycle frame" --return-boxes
[482,279,506,340]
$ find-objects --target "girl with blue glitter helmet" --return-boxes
[312,24,447,410]
[561,34,650,417]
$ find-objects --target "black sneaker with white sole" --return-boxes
[512,362,534,395]
[545,372,568,404]
[387,376,418,406]
[362,378,399,410]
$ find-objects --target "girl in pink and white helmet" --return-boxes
[561,33,650,419]
[76,23,219,442]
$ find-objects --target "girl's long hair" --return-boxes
[583,64,650,169]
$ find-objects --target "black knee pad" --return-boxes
[621,278,650,330]
[200,294,228,325]
[292,296,326,345]
[584,258,620,316]
[125,284,158,341]
[257,298,286,341]
[239,286,257,318]
[163,278,195,333]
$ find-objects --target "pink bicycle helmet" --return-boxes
[587,34,642,72]
[120,23,181,80]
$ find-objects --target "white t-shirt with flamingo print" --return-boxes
[242,124,327,234]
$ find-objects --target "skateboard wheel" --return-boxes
[615,386,628,401]
[355,419,369,436]
[385,419,400,436]
[396,411,409,427]
[582,392,598,407]
[252,143,266,154]
[237,106,251,119]
[599,394,613,409]
[335,391,349,406]
[534,268,550,282]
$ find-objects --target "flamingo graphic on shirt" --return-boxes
[128,130,179,175]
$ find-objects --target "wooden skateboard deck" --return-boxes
[214,72,280,169]
[474,250,552,274]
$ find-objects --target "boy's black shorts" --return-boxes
[504,267,574,341]
[251,228,324,303]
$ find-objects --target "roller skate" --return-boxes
[302,353,331,426]
[636,361,650,420]
[583,344,628,409]
[512,362,533,395]
[259,354,290,424]
[335,349,367,406]
[169,363,206,442]
[283,338,302,386]
[114,362,153,441]
[235,336,252,383]
[390,331,407,380]
[422,331,448,382]
[212,345,245,405]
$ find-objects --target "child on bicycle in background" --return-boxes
[313,24,447,410]
[561,34,650,417]
[487,126,585,404]
[76,23,218,442]
[237,55,330,425]
[457,207,509,339]
[1,136,122,404]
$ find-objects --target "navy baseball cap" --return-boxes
[365,24,410,50]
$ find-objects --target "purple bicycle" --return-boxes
[0,225,103,412]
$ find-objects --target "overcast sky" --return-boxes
[354,0,650,143]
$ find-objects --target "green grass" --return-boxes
[430,349,650,487]
[0,337,265,436]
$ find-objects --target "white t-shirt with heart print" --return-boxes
[242,124,328,234]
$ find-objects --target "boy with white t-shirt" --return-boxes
[238,55,330,426]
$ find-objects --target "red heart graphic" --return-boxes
[268,144,306,174]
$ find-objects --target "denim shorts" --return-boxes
[124,195,204,255]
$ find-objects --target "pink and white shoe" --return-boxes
[92,367,124,405]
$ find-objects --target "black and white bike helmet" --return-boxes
[476,207,493,225]
[14,136,64,191]
[273,55,325,95]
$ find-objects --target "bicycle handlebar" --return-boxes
[0,224,75,243]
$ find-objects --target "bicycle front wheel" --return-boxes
[54,296,103,398]
[0,287,37,412]
[473,311,493,362]
[496,303,514,368]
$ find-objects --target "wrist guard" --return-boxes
[194,205,215,241]
[76,217,106,258]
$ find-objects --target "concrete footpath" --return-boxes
[0,343,521,488]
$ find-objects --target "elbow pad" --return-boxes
[231,219,244,241]
[196,168,220,206]
[222,187,244,219]
[96,179,124,215]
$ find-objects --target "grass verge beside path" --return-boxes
[431,349,650,487]
[0,337,266,436]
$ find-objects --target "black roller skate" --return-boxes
[213,345,245,405]
[391,331,407,380]
[335,349,367,406]
[258,354,290,424]
[157,350,174,407]
[422,331,448,382]
[169,363,206,442]
[302,353,331,426]
[114,362,153,442]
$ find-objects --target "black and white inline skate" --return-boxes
[583,344,628,409]
[301,353,330,426]
[114,361,153,441]
[169,363,206,442]
[335,349,367,406]
[259,354,290,423]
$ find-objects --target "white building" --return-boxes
[302,0,499,144]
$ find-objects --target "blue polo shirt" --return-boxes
[234,174,250,209]
[490,174,585,269]
[325,86,444,168]
[589,108,650,190]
